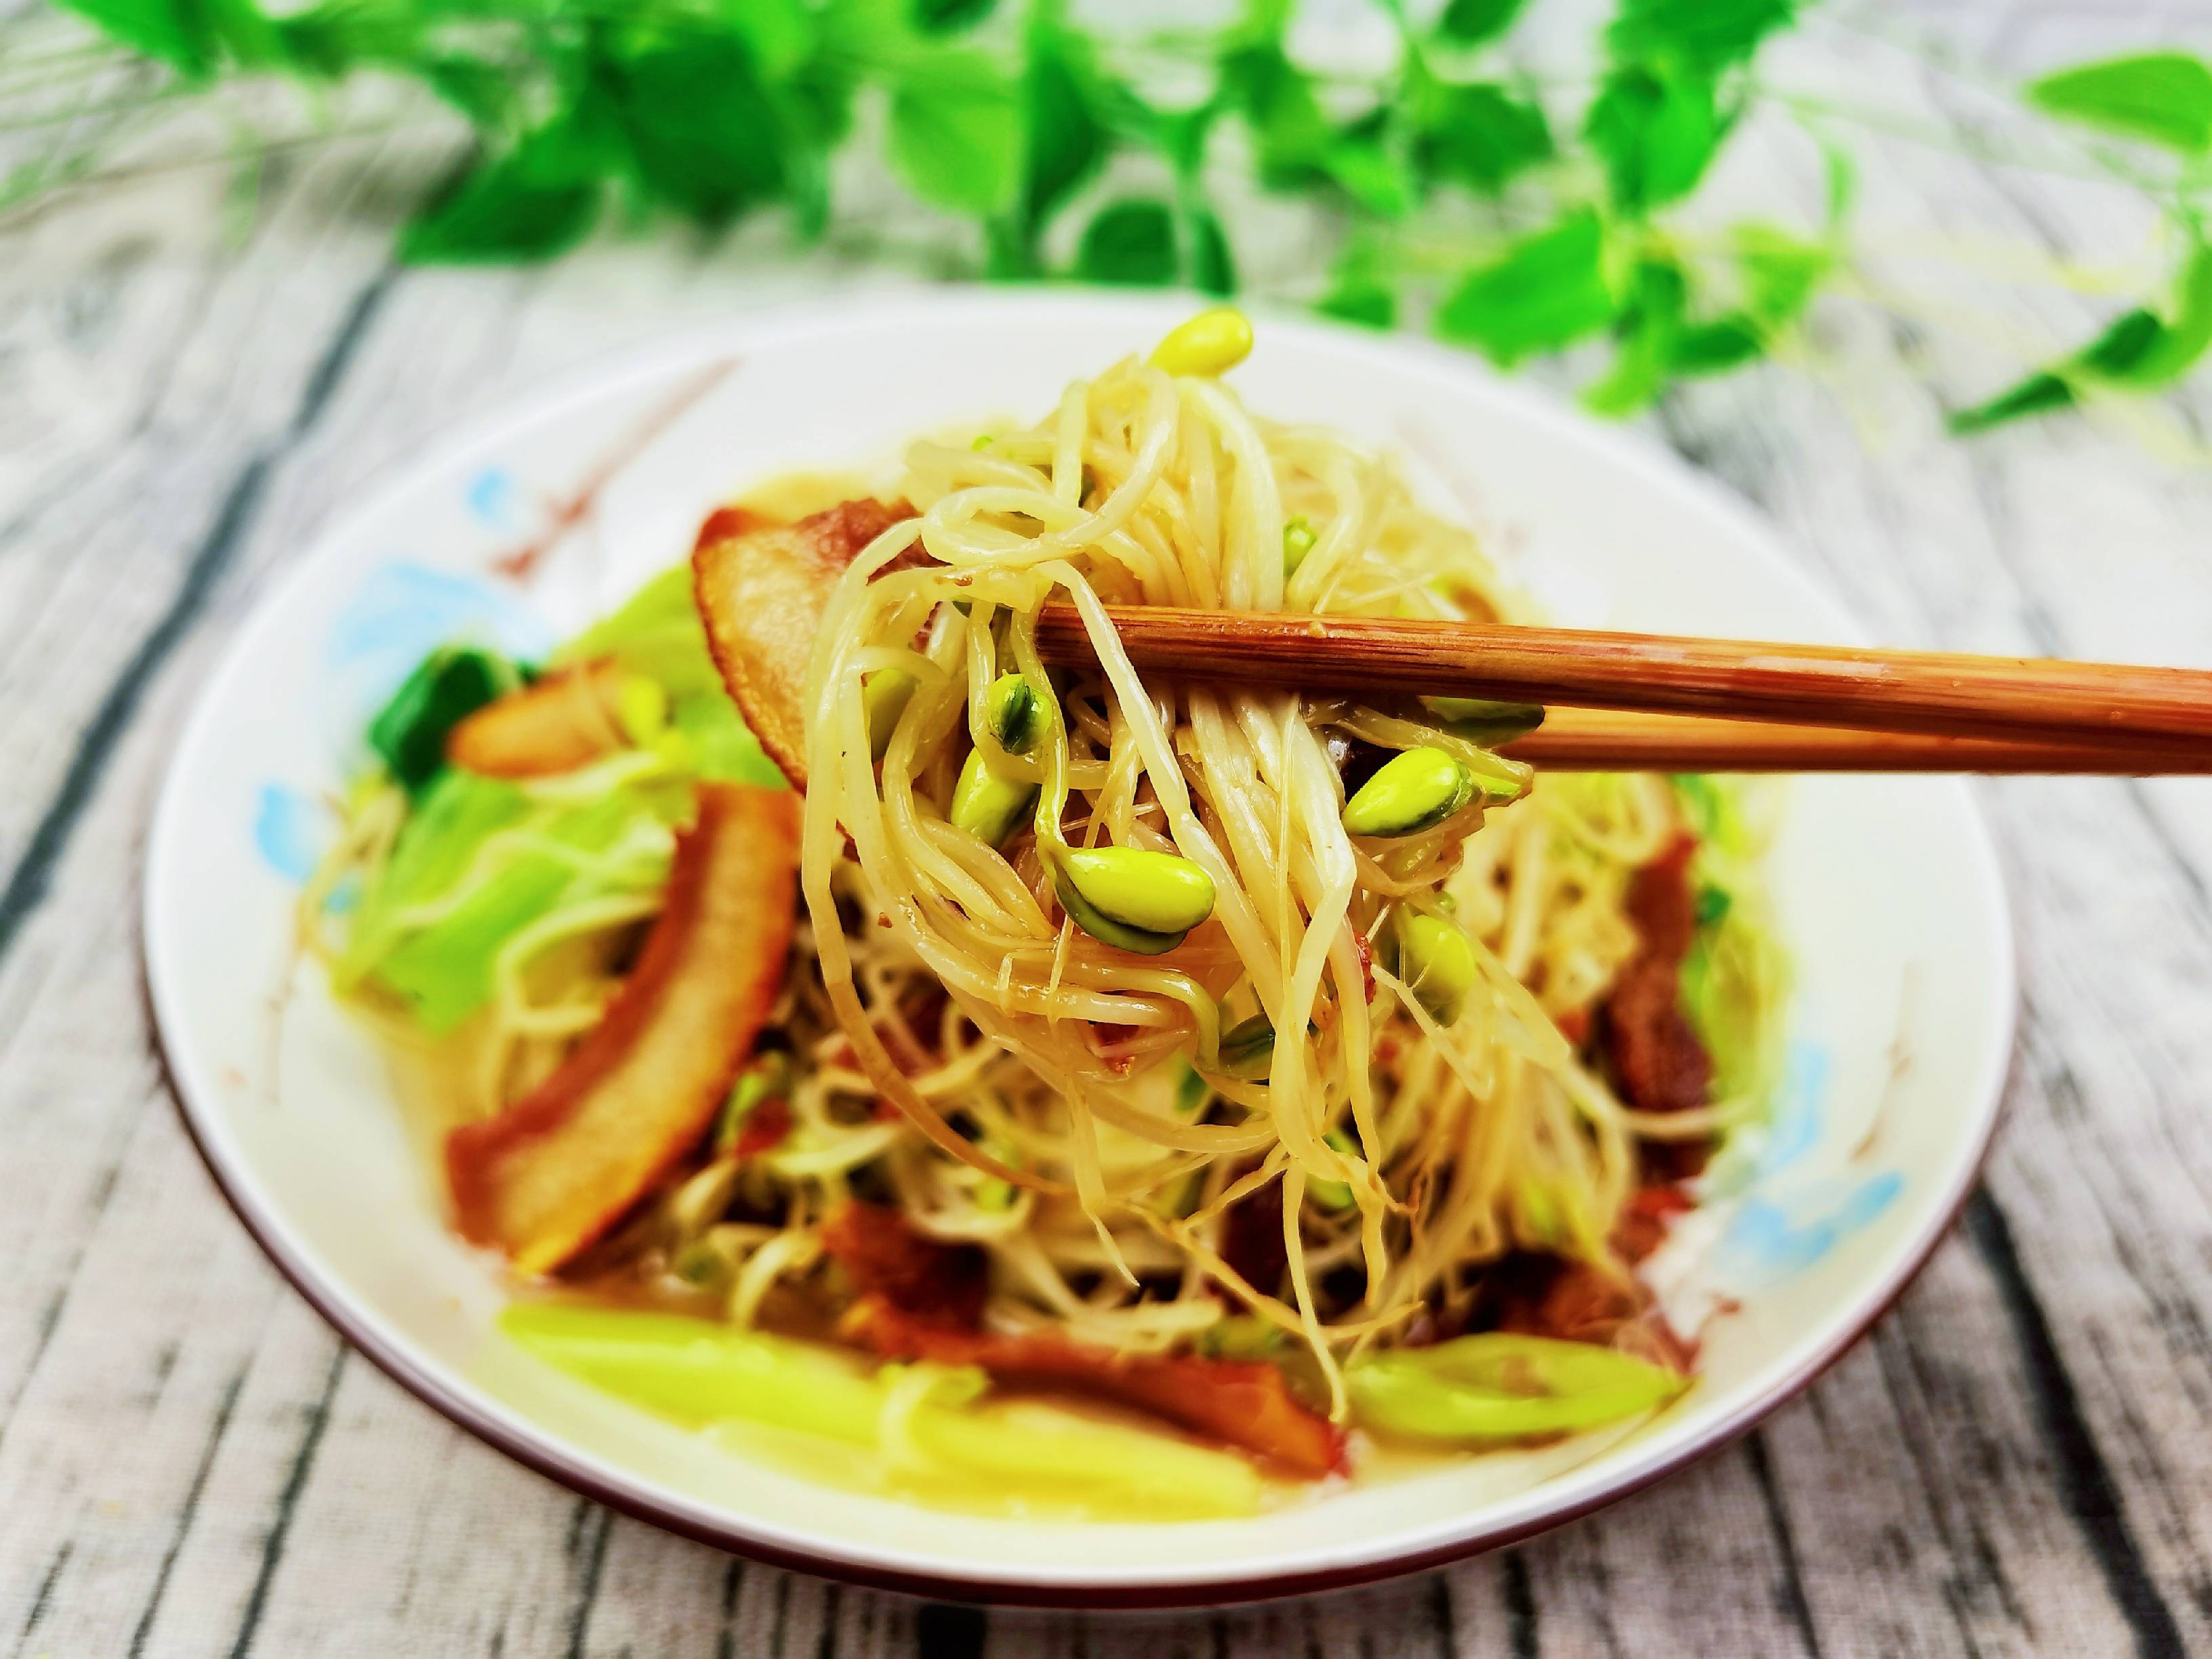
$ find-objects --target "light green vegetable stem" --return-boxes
[501,1305,1263,1517]
[1347,1332,1688,1442]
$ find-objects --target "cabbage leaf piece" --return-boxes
[337,775,665,1033]
[558,563,786,787]
[447,782,799,1273]
[369,645,518,792]
[341,558,792,1031]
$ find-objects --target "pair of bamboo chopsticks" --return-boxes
[1029,605,2212,775]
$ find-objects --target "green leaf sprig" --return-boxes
[17,0,2212,436]
[1948,51,2212,433]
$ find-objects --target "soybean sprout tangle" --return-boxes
[301,310,1787,1512]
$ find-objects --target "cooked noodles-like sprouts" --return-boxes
[792,348,1735,1410]
[306,325,1786,1464]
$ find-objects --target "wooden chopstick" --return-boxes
[1031,604,2212,754]
[1499,709,2212,774]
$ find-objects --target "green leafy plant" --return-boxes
[7,0,2212,436]
[1948,51,2212,433]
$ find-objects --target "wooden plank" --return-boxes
[0,168,941,1659]
[1598,31,2212,1643]
[0,139,445,1659]
[3,5,2212,1654]
[0,151,428,951]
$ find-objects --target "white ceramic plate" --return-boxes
[144,290,2014,1606]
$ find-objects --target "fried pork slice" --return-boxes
[691,497,916,785]
[446,659,630,777]
[820,1200,990,1330]
[819,1202,1343,1477]
[844,1298,1349,1481]
[447,782,800,1274]
[1601,834,1714,1117]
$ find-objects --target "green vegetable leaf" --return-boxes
[1184,203,1237,295]
[367,647,514,793]
[556,565,720,698]
[670,690,784,787]
[724,0,817,79]
[1585,63,1721,214]
[1147,99,1217,178]
[1733,222,1832,324]
[58,0,218,74]
[1221,39,1424,216]
[1947,308,2165,434]
[598,26,789,228]
[33,0,1856,425]
[1695,884,1733,927]
[1322,134,1417,218]
[1319,276,1397,329]
[2026,50,2212,155]
[778,50,861,240]
[1414,79,1553,195]
[419,56,517,127]
[1605,0,1796,77]
[59,0,280,77]
[1076,198,1179,285]
[2120,242,2212,384]
[1948,308,2163,434]
[1435,208,1616,364]
[1584,255,1687,414]
[269,2,425,80]
[1024,46,1105,228]
[1435,0,1528,48]
[1231,0,1295,47]
[1318,237,1397,328]
[889,51,1021,216]
[1669,319,1763,373]
[337,771,527,1000]
[556,564,785,785]
[1218,39,1334,188]
[1000,17,1109,268]
[337,770,678,1033]
[1947,371,2076,435]
[1950,241,2212,432]
[1582,228,1830,411]
[373,792,651,1032]
[402,119,608,265]
[912,0,997,33]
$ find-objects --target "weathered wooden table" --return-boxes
[4,3,2209,1653]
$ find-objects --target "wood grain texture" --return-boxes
[4,2,2212,1655]
[1033,603,2212,749]
[1498,708,2212,773]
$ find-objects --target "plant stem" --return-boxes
[0,114,443,228]
[1761,83,2169,191]
[0,85,193,135]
